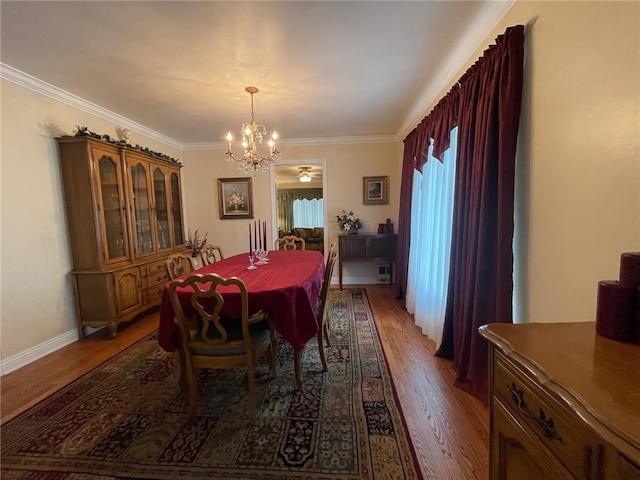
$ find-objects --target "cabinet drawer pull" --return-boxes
[508,382,562,440]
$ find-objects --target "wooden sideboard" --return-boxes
[479,322,640,480]
[338,233,397,290]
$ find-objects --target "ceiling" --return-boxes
[0,1,512,148]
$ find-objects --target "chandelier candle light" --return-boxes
[226,86,280,174]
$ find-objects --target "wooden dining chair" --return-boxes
[291,245,337,389]
[166,253,196,280]
[316,245,338,364]
[168,273,277,424]
[275,235,306,250]
[200,244,224,265]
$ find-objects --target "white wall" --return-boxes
[457,1,639,323]
[0,80,181,366]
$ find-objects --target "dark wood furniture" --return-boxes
[56,135,185,338]
[479,322,640,480]
[338,233,397,290]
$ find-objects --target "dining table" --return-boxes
[158,250,326,372]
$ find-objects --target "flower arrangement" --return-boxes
[336,210,363,233]
[185,229,208,257]
[227,189,246,209]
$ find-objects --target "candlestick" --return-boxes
[249,223,252,255]
[263,220,267,251]
[258,219,262,250]
[254,220,257,251]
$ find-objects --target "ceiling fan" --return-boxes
[299,167,312,183]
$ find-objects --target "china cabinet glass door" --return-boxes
[130,162,154,256]
[97,154,129,262]
[153,167,171,251]
[170,172,184,245]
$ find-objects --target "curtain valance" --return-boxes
[277,188,323,202]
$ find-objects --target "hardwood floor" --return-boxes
[0,285,489,479]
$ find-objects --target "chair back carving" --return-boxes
[275,235,306,250]
[200,244,225,265]
[166,253,196,280]
[168,273,276,423]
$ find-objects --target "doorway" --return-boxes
[270,159,328,254]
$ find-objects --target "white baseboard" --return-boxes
[1,329,79,376]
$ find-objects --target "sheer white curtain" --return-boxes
[293,198,324,227]
[406,127,458,348]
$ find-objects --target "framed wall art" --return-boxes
[218,177,253,219]
[363,176,389,205]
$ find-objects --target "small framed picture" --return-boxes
[218,177,253,219]
[363,176,389,205]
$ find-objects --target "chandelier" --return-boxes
[299,167,312,183]
[225,86,280,174]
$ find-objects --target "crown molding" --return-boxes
[396,0,517,140]
[0,63,184,150]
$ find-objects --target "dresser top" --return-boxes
[480,321,640,463]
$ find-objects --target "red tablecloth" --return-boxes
[158,250,325,352]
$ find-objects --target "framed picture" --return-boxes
[218,177,253,219]
[363,176,389,205]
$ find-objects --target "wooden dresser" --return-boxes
[338,233,397,290]
[479,322,640,479]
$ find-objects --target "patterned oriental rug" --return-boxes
[1,288,422,480]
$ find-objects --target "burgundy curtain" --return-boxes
[395,139,416,303]
[435,25,525,404]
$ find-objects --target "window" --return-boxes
[405,126,458,348]
[293,198,324,228]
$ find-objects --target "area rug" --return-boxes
[1,288,422,480]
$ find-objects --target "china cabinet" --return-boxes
[479,322,640,480]
[56,135,185,338]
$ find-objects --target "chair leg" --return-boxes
[317,326,328,373]
[323,318,331,347]
[294,350,303,390]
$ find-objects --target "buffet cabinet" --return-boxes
[479,322,640,480]
[338,233,397,289]
[56,136,185,337]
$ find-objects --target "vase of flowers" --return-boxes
[336,210,363,234]
[185,229,208,259]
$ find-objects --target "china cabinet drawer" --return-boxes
[494,351,603,479]
[141,269,169,289]
[141,258,169,276]
[142,285,165,305]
